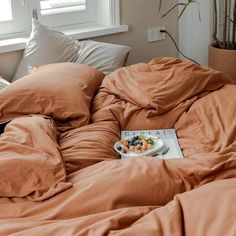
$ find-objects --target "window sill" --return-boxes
[0,24,128,54]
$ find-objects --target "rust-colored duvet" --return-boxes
[0,58,236,236]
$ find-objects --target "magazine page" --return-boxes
[121,129,184,159]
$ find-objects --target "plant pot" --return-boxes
[208,45,236,84]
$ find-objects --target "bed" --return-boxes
[0,56,236,236]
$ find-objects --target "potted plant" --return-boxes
[209,0,236,83]
[158,0,236,83]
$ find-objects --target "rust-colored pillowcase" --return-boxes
[0,63,104,130]
[100,57,231,115]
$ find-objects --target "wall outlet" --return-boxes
[158,27,166,40]
[147,28,158,42]
[147,27,166,42]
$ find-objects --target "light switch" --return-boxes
[148,28,158,42]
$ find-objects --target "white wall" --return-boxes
[178,0,211,65]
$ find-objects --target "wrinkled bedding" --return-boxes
[0,58,236,235]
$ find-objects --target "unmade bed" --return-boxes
[0,57,236,236]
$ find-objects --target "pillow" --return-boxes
[0,63,105,131]
[0,76,10,91]
[76,40,130,74]
[12,19,80,82]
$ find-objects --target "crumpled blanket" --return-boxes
[0,58,236,236]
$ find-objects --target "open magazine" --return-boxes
[121,129,184,159]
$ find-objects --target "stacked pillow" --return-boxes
[12,19,80,81]
[1,63,105,131]
[76,40,130,75]
[12,19,131,81]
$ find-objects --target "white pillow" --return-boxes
[0,77,11,91]
[12,19,80,82]
[76,40,130,74]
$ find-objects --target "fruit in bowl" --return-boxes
[116,135,156,154]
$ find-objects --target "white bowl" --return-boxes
[114,135,164,158]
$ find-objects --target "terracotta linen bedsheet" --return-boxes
[0,58,236,235]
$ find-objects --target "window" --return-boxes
[40,0,87,15]
[0,0,12,22]
[0,0,31,35]
[0,0,121,36]
[35,0,96,27]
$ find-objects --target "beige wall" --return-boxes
[0,50,23,80]
[0,0,178,80]
[96,0,178,65]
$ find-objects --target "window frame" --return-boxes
[0,0,31,35]
[0,0,123,37]
[31,0,97,28]
[0,0,128,53]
